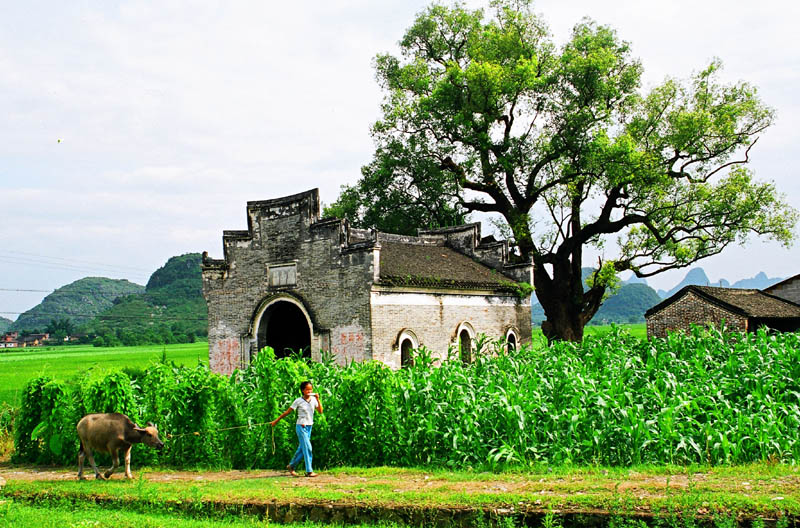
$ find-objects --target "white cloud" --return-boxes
[1,0,798,314]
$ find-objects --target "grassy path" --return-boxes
[1,463,798,525]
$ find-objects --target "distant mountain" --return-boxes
[84,253,206,344]
[657,268,783,298]
[0,316,12,333]
[591,283,662,324]
[10,278,145,332]
[623,275,648,285]
[532,268,661,325]
[657,268,726,298]
[729,271,782,290]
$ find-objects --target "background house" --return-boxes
[645,286,800,338]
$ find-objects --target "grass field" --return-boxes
[0,342,209,407]
[0,501,406,528]
[530,322,647,342]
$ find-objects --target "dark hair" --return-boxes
[299,381,312,392]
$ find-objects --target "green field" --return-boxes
[0,342,208,407]
[530,322,647,342]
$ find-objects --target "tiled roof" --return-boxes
[378,242,517,291]
[646,285,800,318]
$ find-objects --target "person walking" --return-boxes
[270,380,323,477]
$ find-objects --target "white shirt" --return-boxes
[291,396,318,425]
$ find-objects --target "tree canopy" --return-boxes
[328,0,797,341]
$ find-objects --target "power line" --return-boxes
[0,310,207,322]
[4,250,152,273]
[0,287,153,295]
[0,256,151,279]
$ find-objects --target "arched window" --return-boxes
[505,328,518,352]
[455,322,475,364]
[396,329,419,369]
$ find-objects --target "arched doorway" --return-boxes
[255,299,311,359]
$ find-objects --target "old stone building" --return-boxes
[763,273,800,305]
[201,189,532,375]
[645,285,800,338]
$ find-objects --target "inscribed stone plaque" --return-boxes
[269,264,297,287]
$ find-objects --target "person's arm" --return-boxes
[270,406,293,426]
[313,393,323,414]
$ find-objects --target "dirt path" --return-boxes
[0,462,718,498]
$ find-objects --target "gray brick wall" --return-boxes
[766,277,800,305]
[203,190,374,374]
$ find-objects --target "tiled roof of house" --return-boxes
[378,242,517,291]
[646,285,800,318]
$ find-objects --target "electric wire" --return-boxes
[3,250,152,273]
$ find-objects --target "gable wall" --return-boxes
[646,291,747,338]
[203,192,375,374]
[766,277,800,304]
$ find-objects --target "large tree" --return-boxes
[331,0,797,342]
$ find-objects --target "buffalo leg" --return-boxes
[84,445,103,480]
[124,445,133,478]
[78,443,85,480]
[104,446,119,479]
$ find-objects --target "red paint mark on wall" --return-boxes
[331,324,365,365]
[210,338,240,375]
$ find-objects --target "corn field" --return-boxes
[13,326,800,469]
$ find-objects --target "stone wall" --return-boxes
[765,276,800,305]
[370,290,530,368]
[202,190,375,374]
[646,291,748,338]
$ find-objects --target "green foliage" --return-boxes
[12,328,800,469]
[591,283,662,324]
[324,139,468,235]
[0,315,13,333]
[82,253,207,346]
[10,278,145,332]
[339,0,797,341]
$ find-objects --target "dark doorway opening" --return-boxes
[459,329,472,364]
[256,301,311,359]
[400,338,414,368]
[507,333,517,352]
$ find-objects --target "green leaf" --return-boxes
[30,421,47,440]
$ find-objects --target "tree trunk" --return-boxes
[533,258,604,344]
[541,315,585,343]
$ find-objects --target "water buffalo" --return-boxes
[77,413,164,480]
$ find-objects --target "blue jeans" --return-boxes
[289,424,313,473]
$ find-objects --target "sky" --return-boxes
[2,0,798,320]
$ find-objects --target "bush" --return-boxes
[12,328,800,469]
